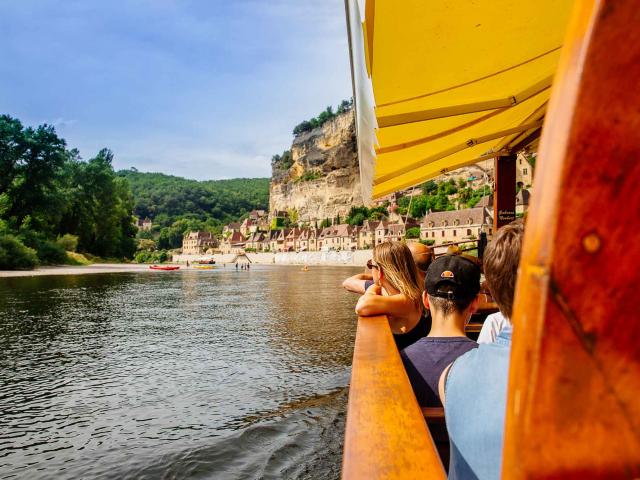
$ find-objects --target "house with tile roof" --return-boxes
[374,221,390,245]
[335,224,360,251]
[220,230,246,254]
[182,231,218,254]
[245,231,265,251]
[275,228,290,252]
[420,207,492,245]
[266,230,280,252]
[285,227,303,252]
[358,220,379,249]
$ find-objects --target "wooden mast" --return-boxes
[503,0,640,477]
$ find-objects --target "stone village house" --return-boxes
[182,231,218,255]
[220,231,246,254]
[420,206,493,245]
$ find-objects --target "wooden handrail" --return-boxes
[342,315,446,479]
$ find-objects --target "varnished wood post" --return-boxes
[493,154,516,231]
[503,0,640,477]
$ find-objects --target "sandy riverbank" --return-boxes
[0,263,153,278]
[0,261,362,278]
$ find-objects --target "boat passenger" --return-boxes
[438,221,524,480]
[477,219,524,343]
[408,242,434,278]
[354,242,428,350]
[400,254,480,407]
[342,242,433,294]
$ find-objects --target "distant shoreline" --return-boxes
[0,263,151,278]
[0,262,360,278]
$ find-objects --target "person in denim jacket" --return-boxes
[438,221,524,479]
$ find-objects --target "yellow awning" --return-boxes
[345,0,575,201]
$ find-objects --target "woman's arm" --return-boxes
[342,273,374,294]
[355,287,415,317]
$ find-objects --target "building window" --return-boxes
[453,230,456,236]
[523,168,528,175]
[467,229,472,235]
[441,231,445,237]
[431,232,435,238]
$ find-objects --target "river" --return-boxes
[0,265,361,479]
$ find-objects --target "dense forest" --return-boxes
[0,114,137,269]
[117,171,269,255]
[118,171,269,227]
[0,114,271,269]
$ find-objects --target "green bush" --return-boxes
[136,238,156,252]
[56,234,79,252]
[37,240,68,264]
[420,239,435,246]
[405,227,421,239]
[0,234,39,270]
[135,249,169,263]
[295,171,322,183]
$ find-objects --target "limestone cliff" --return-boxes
[269,110,361,222]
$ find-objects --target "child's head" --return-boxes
[425,255,481,316]
[483,220,525,319]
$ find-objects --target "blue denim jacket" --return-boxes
[445,326,512,479]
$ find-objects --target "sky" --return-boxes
[0,0,353,180]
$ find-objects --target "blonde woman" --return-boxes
[355,242,430,349]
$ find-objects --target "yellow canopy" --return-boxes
[345,0,575,201]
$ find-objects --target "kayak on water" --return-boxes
[149,265,180,271]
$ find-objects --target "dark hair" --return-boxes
[427,285,476,315]
[414,252,433,272]
[483,220,525,319]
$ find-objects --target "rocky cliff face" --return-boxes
[269,110,361,222]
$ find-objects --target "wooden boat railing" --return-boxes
[342,314,446,479]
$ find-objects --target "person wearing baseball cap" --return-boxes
[400,254,481,408]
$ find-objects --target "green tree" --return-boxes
[421,180,437,195]
[405,227,421,239]
[1,116,68,233]
[409,196,430,219]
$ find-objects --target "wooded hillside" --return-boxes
[117,170,269,227]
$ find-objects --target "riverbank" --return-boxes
[0,259,364,278]
[0,263,151,278]
[173,250,373,266]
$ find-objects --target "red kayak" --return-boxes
[149,265,180,271]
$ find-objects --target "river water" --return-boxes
[0,265,360,479]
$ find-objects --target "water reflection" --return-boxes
[0,266,360,479]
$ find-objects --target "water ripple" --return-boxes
[0,266,359,479]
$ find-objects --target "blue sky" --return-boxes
[0,1,352,179]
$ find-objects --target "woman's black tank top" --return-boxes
[393,310,431,350]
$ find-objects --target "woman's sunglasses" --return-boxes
[366,259,380,270]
